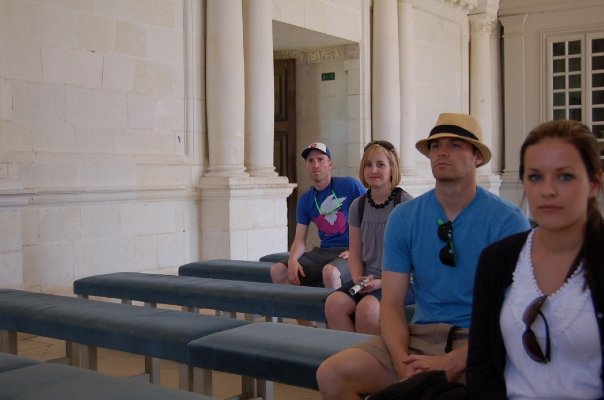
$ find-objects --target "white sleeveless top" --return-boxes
[500,229,602,399]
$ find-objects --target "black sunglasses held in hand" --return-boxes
[437,220,455,267]
[522,295,551,363]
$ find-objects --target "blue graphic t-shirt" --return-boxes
[297,177,366,248]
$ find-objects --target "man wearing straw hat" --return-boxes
[317,113,530,399]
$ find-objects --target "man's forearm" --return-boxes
[288,241,305,264]
[380,304,410,377]
[445,344,468,378]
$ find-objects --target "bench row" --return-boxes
[74,270,416,328]
[0,289,372,399]
[71,268,414,397]
[1,256,412,398]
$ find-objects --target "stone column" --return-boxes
[243,0,277,177]
[469,15,501,177]
[499,14,528,206]
[398,0,417,175]
[359,0,373,152]
[199,0,293,261]
[372,0,400,149]
[205,0,247,177]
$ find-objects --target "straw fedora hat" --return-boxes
[415,113,492,167]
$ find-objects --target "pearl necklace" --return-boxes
[367,187,400,209]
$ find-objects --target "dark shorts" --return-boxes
[334,280,383,302]
[279,247,351,286]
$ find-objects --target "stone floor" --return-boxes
[15,324,322,400]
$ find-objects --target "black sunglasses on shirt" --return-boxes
[437,219,455,267]
[522,295,551,363]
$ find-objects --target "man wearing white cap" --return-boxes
[270,142,365,291]
[317,113,530,398]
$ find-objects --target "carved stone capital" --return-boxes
[470,18,500,36]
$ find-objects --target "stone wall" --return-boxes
[0,0,202,292]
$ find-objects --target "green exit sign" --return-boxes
[321,72,335,81]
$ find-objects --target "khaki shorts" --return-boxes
[354,323,469,381]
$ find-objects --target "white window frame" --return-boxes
[587,32,604,142]
[545,33,586,122]
[545,30,604,161]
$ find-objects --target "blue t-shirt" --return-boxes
[383,186,530,328]
[297,176,366,248]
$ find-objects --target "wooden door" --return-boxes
[274,59,297,246]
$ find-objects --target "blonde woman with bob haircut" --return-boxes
[324,140,412,334]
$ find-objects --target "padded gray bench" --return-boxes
[73,272,332,325]
[0,352,216,400]
[188,322,373,399]
[179,259,325,288]
[258,252,290,263]
[0,288,247,394]
[179,259,274,283]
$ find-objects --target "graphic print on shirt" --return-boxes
[314,193,348,235]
